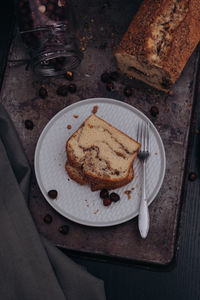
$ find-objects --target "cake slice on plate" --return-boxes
[66,114,140,190]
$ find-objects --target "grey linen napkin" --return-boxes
[0,104,106,300]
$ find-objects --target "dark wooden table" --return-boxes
[1,1,200,299]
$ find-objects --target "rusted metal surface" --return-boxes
[0,0,199,266]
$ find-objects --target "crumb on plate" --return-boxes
[124,190,132,200]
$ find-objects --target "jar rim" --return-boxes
[32,48,83,76]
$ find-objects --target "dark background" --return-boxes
[1,1,200,299]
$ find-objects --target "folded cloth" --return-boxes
[0,104,106,300]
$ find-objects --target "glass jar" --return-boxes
[17,0,83,76]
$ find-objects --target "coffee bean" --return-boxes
[106,81,114,91]
[103,198,112,206]
[150,106,159,117]
[188,172,197,181]
[39,86,48,98]
[109,71,119,81]
[101,72,110,83]
[68,83,77,93]
[43,214,52,224]
[48,190,58,199]
[124,86,133,97]
[100,189,109,199]
[110,192,120,202]
[25,120,34,130]
[56,85,68,96]
[65,71,74,81]
[59,225,69,235]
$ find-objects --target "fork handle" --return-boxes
[138,161,150,239]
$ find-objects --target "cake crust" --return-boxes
[65,161,134,191]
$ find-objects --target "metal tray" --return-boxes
[1,0,199,266]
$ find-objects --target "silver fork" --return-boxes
[137,122,150,239]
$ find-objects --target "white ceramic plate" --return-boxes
[34,98,166,227]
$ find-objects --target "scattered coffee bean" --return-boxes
[188,172,197,181]
[43,214,52,224]
[110,192,120,202]
[124,86,133,97]
[48,189,58,199]
[25,120,34,130]
[106,81,114,91]
[101,72,110,83]
[100,189,109,199]
[103,197,112,206]
[109,71,119,81]
[65,71,74,80]
[59,225,69,235]
[39,86,48,98]
[150,106,159,117]
[56,85,68,96]
[68,83,77,93]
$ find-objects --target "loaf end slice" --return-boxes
[114,0,200,92]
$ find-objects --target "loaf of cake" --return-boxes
[114,0,200,92]
[65,160,134,191]
[66,115,140,190]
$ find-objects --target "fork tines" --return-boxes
[137,122,150,153]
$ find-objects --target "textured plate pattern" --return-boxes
[34,98,166,227]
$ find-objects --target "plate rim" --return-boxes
[34,97,166,227]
